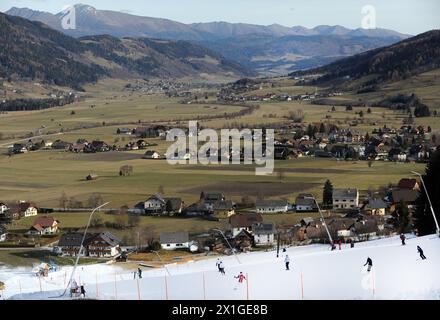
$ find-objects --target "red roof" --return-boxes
[33,216,57,228]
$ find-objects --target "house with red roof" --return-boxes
[26,216,59,236]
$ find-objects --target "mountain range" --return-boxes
[0,12,253,89]
[5,4,411,75]
[290,30,440,91]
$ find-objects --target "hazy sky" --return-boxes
[1,0,439,35]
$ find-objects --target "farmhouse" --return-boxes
[363,199,387,216]
[57,233,93,257]
[0,225,7,242]
[0,202,8,214]
[87,232,122,258]
[26,216,59,236]
[332,189,359,209]
[57,232,121,257]
[164,198,184,215]
[160,231,190,250]
[255,199,288,213]
[144,194,166,214]
[203,193,225,206]
[229,213,263,237]
[184,202,210,217]
[15,201,38,217]
[207,200,235,218]
[397,178,420,191]
[252,222,277,246]
[295,194,318,212]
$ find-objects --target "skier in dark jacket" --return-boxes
[400,233,406,245]
[80,284,86,298]
[417,246,426,260]
[138,267,143,279]
[364,257,373,272]
[284,255,290,270]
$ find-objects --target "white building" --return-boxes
[255,200,288,213]
[253,222,277,246]
[160,232,190,250]
[333,189,359,209]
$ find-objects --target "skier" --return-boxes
[70,279,79,298]
[417,246,426,260]
[133,271,136,279]
[338,239,342,250]
[284,255,290,270]
[235,272,246,284]
[216,258,221,273]
[400,233,406,245]
[363,257,373,272]
[138,267,142,279]
[350,239,355,248]
[218,260,225,275]
[80,284,86,298]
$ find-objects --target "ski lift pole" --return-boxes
[314,199,334,247]
[52,202,109,298]
[213,229,241,264]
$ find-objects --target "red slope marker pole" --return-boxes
[246,273,250,301]
[301,271,304,300]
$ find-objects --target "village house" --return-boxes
[252,222,277,246]
[8,201,38,218]
[87,232,122,258]
[231,229,253,252]
[202,193,226,207]
[57,232,121,257]
[332,189,359,209]
[255,199,288,213]
[210,200,236,218]
[51,140,72,150]
[295,194,318,212]
[160,231,190,250]
[57,233,93,257]
[164,198,184,215]
[363,199,388,216]
[0,202,8,214]
[26,216,59,236]
[143,194,166,215]
[390,189,419,212]
[184,202,210,217]
[0,225,7,242]
[229,213,263,237]
[397,178,420,191]
[143,150,160,159]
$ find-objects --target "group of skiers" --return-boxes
[363,235,427,272]
[70,279,86,298]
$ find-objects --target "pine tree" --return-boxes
[413,149,440,235]
[323,180,333,208]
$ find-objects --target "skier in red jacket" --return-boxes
[235,272,246,283]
